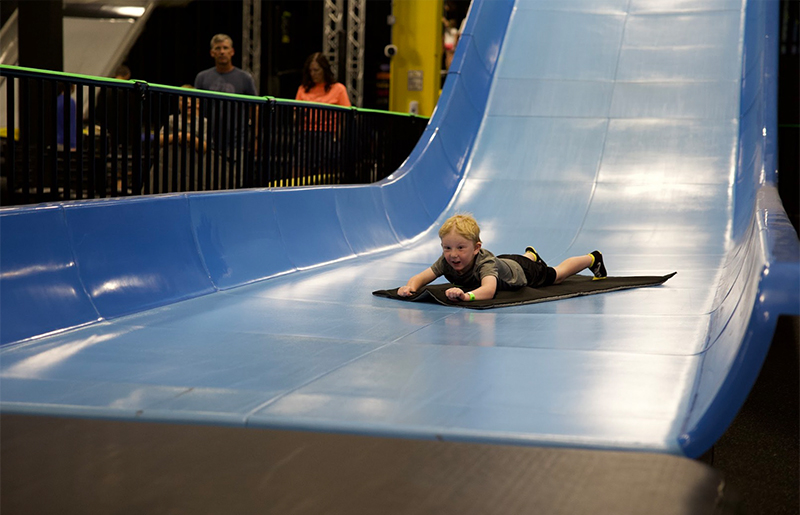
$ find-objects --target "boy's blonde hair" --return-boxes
[438,213,481,243]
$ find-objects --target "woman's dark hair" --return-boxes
[302,52,335,93]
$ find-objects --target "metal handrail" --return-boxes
[0,64,428,206]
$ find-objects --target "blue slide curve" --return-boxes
[1,0,798,458]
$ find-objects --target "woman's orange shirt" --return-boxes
[295,82,351,107]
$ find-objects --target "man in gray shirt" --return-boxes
[194,34,257,188]
[194,34,257,95]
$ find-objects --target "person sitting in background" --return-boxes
[443,17,459,70]
[113,65,131,82]
[160,85,208,154]
[152,85,211,193]
[295,52,351,107]
[57,84,77,150]
[93,64,133,145]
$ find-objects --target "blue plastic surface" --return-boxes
[1,0,798,458]
[63,196,216,318]
[0,206,100,343]
[188,191,296,288]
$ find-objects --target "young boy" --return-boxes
[397,214,607,301]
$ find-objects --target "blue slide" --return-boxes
[1,0,798,458]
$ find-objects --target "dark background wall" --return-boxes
[123,0,394,107]
[778,0,799,235]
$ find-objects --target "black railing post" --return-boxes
[168,94,178,192]
[200,97,209,191]
[216,98,223,190]
[98,85,108,198]
[353,109,362,185]
[178,94,188,192]
[303,107,311,186]
[221,101,230,189]
[48,81,58,201]
[5,76,16,205]
[266,100,276,186]
[188,94,197,191]
[60,81,71,201]
[196,97,205,191]
[132,81,146,196]
[153,91,161,193]
[340,107,347,184]
[242,103,252,188]
[120,88,130,195]
[109,87,119,196]
[1,66,428,206]
[356,108,364,184]
[235,102,244,189]
[24,78,34,204]
[260,100,268,186]
[142,86,152,195]
[87,85,97,199]
[75,84,84,199]
[287,105,295,186]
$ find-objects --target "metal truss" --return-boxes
[324,0,364,107]
[344,0,365,106]
[242,0,261,94]
[323,0,344,81]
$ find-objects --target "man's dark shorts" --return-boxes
[498,254,557,288]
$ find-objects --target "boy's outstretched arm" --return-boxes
[397,268,438,297]
[445,275,497,302]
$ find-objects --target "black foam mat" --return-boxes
[374,272,677,309]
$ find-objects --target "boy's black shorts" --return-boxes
[498,254,557,288]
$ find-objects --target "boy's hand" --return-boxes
[445,287,466,301]
[397,286,415,297]
[398,269,437,298]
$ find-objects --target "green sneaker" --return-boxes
[589,250,607,280]
[525,246,547,267]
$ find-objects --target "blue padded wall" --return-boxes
[678,0,800,456]
[64,197,216,319]
[0,206,99,344]
[189,191,296,288]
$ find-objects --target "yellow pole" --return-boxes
[388,0,443,116]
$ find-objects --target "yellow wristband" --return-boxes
[468,292,475,301]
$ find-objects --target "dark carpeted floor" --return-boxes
[705,316,799,515]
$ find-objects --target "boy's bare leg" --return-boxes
[553,255,593,284]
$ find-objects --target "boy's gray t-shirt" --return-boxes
[430,248,527,291]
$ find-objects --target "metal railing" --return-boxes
[0,65,428,206]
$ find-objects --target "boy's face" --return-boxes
[440,229,480,274]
